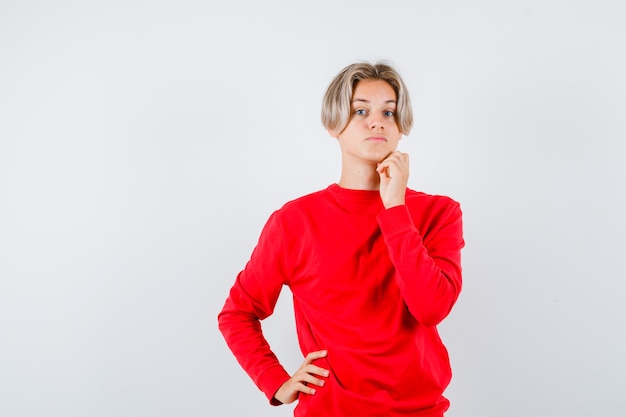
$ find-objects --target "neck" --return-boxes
[337,161,380,190]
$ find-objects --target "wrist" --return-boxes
[383,200,405,209]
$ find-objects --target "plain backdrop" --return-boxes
[1,1,625,416]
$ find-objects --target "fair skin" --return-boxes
[331,78,409,208]
[273,350,329,404]
[273,78,410,404]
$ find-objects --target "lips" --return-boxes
[367,136,387,142]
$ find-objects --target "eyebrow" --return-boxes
[351,98,397,104]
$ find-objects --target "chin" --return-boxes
[366,150,392,161]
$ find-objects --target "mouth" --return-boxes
[366,136,387,142]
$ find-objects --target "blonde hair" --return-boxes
[321,61,413,135]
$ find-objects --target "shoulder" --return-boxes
[278,187,330,213]
[258,188,331,241]
[269,187,331,224]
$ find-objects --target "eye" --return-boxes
[355,109,367,116]
[384,110,395,117]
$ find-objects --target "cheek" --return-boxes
[385,117,399,128]
[388,122,401,133]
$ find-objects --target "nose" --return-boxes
[368,114,385,130]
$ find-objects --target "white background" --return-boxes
[1,1,625,416]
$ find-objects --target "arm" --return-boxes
[376,151,464,326]
[377,202,464,326]
[217,212,330,404]
[217,212,291,404]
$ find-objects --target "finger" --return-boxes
[379,161,399,178]
[295,372,326,387]
[376,160,391,175]
[304,364,330,377]
[381,150,404,161]
[380,156,409,178]
[304,350,328,363]
[296,368,328,386]
[295,382,318,395]
[377,167,389,178]
[377,152,406,172]
[383,153,408,166]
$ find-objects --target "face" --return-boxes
[329,79,402,166]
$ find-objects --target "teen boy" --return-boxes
[218,62,464,417]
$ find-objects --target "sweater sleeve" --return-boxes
[376,200,464,327]
[217,212,291,405]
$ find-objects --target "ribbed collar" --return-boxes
[326,183,384,212]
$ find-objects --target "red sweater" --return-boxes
[218,184,464,416]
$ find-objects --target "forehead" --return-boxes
[352,79,397,103]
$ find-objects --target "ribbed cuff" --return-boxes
[376,205,417,236]
[258,364,291,406]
